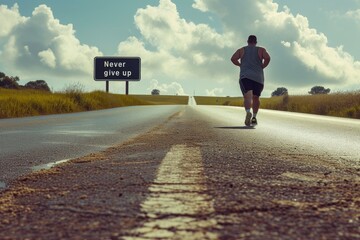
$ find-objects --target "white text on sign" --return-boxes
[104,61,126,68]
[104,70,132,78]
[103,61,131,78]
[94,57,141,81]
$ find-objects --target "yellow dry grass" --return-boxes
[195,96,243,106]
[261,92,360,118]
[0,88,150,119]
[132,95,188,105]
[3,87,359,119]
[199,91,360,119]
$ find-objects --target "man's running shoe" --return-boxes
[251,117,257,125]
[245,112,252,126]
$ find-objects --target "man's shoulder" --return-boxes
[257,47,269,55]
[237,47,245,54]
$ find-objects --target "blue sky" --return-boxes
[1,0,360,96]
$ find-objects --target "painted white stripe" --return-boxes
[124,144,218,239]
[188,96,198,106]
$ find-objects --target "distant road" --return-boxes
[0,105,184,186]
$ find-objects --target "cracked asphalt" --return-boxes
[1,106,360,240]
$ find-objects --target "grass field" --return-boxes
[199,91,360,119]
[260,92,360,118]
[0,88,190,119]
[133,95,188,105]
[0,88,151,119]
[194,96,243,106]
[2,87,360,119]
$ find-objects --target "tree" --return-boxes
[0,73,20,89]
[271,87,288,97]
[151,89,160,95]
[308,86,330,95]
[25,80,51,91]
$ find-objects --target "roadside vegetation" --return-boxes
[2,88,359,119]
[195,96,242,106]
[0,88,151,119]
[264,92,360,119]
[133,95,188,105]
[219,91,360,119]
[0,72,190,119]
[2,71,359,119]
[195,84,360,119]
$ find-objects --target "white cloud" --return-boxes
[1,1,360,94]
[118,36,189,81]
[118,0,235,87]
[0,4,26,37]
[148,79,187,95]
[38,48,56,68]
[191,0,360,91]
[0,4,102,84]
[192,1,208,12]
[281,41,291,48]
[117,0,360,96]
[346,9,360,21]
[206,88,223,96]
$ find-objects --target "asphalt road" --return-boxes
[197,105,360,165]
[0,105,184,186]
[1,100,360,239]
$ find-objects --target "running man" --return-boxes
[231,35,271,126]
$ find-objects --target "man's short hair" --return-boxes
[247,35,257,44]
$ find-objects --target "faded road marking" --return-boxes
[281,171,360,183]
[281,172,330,182]
[188,96,197,106]
[124,144,218,239]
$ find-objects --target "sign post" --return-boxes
[94,57,141,95]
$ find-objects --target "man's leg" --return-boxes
[244,90,253,111]
[252,82,263,122]
[244,90,253,126]
[252,95,260,115]
[251,95,260,125]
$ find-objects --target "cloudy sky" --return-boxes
[1,0,360,96]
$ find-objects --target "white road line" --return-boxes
[124,144,218,240]
[188,96,198,106]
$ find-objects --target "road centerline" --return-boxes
[124,144,218,239]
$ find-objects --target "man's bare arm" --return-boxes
[231,48,244,67]
[261,48,270,69]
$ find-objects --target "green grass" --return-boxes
[194,91,360,119]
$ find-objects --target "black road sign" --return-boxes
[94,57,141,81]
